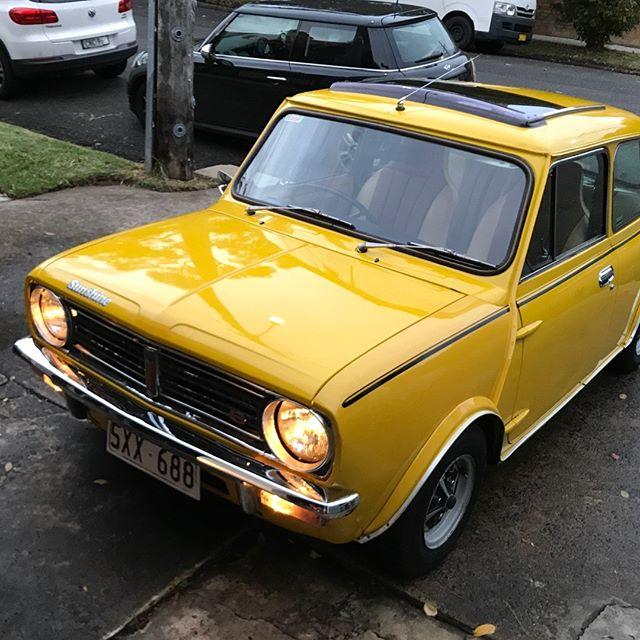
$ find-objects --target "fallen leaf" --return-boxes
[423,601,438,617]
[610,453,621,461]
[4,462,13,473]
[309,550,321,560]
[621,490,630,499]
[82,585,89,592]
[93,479,108,485]
[619,393,628,400]
[533,580,546,589]
[473,623,497,637]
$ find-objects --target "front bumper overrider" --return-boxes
[13,337,359,522]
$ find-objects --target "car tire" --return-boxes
[0,46,18,100]
[132,80,146,126]
[444,15,475,51]
[373,427,487,578]
[93,60,128,78]
[613,327,640,373]
[476,39,504,54]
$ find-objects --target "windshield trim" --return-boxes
[231,108,534,276]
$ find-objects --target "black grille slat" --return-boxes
[67,305,270,447]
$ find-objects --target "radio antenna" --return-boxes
[396,55,479,112]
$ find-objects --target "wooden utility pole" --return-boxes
[148,0,196,181]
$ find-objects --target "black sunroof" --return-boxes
[330,81,603,127]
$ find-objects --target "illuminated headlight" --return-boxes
[29,286,70,347]
[494,1,516,15]
[263,399,330,472]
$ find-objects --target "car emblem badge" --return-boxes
[444,64,452,71]
[67,279,111,307]
[88,8,96,17]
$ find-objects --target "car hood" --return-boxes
[34,207,464,400]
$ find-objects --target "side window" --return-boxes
[212,14,298,60]
[293,22,375,68]
[523,151,607,277]
[613,140,640,232]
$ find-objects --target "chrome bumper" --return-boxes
[13,337,359,520]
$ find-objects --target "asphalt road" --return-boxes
[0,1,638,170]
[2,5,640,640]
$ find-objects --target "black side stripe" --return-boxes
[342,307,510,408]
[519,226,640,307]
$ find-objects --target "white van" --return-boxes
[385,1,537,52]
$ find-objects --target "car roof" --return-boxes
[236,0,436,26]
[287,81,640,157]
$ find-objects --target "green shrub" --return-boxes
[553,0,640,49]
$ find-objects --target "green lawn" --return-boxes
[503,40,640,75]
[0,122,216,199]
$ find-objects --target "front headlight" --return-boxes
[29,286,70,347]
[263,399,330,472]
[494,1,516,15]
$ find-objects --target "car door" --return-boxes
[607,139,640,345]
[509,149,616,443]
[194,13,298,136]
[286,21,390,95]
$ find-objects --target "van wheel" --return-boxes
[93,60,128,78]
[0,47,18,99]
[444,15,475,51]
[374,428,486,577]
[132,81,146,126]
[613,327,640,373]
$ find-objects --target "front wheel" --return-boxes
[131,80,146,126]
[374,428,487,577]
[93,60,128,78]
[444,15,475,51]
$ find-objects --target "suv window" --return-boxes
[613,140,640,232]
[213,14,299,61]
[388,17,457,68]
[293,22,375,68]
[524,151,607,276]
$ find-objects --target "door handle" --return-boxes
[598,265,615,289]
[267,76,287,82]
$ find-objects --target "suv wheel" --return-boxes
[93,60,128,79]
[374,428,487,577]
[0,47,18,99]
[132,81,146,126]
[444,14,475,51]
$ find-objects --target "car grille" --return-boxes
[67,304,274,449]
[516,6,535,18]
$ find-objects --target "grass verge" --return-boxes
[0,121,217,199]
[503,40,640,75]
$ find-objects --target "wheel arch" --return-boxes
[357,400,504,542]
[443,9,476,30]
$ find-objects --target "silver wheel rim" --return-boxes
[423,454,475,549]
[635,338,640,357]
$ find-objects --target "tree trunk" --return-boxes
[155,0,195,181]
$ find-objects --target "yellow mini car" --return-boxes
[15,80,640,575]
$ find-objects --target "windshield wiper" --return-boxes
[246,204,356,229]
[414,51,444,64]
[356,241,496,269]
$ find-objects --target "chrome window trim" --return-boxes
[612,137,640,233]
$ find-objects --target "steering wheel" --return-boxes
[309,184,372,220]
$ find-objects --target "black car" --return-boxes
[127,0,475,138]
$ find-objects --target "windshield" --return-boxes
[235,114,528,268]
[388,17,457,66]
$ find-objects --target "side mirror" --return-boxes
[217,170,234,195]
[201,43,215,62]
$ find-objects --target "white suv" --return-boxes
[0,0,137,98]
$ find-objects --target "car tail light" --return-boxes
[118,0,132,13]
[9,7,59,24]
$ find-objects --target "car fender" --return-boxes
[442,3,485,32]
[357,397,503,542]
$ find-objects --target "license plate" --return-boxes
[82,36,110,50]
[518,34,528,42]
[107,423,200,499]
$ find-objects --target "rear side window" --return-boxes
[213,14,298,60]
[293,22,375,68]
[523,151,607,276]
[613,140,640,232]
[388,17,457,67]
